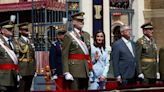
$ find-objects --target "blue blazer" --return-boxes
[49,40,63,76]
[111,39,138,79]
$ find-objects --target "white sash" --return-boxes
[0,39,18,64]
[69,31,89,54]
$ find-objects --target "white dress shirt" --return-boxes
[122,37,135,57]
[3,35,14,49]
[21,35,29,43]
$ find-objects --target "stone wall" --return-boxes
[144,0,164,48]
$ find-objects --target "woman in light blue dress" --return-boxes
[88,30,110,90]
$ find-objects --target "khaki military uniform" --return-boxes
[81,31,91,53]
[62,11,91,90]
[16,22,36,91]
[18,37,36,76]
[17,36,36,91]
[62,31,90,78]
[0,36,18,89]
[0,22,19,91]
[136,36,158,81]
[62,30,91,89]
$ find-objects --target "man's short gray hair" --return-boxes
[120,25,131,32]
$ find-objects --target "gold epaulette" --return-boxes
[137,38,144,45]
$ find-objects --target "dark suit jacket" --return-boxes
[49,40,63,76]
[111,38,138,79]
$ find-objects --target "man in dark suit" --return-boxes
[49,27,66,90]
[62,12,91,90]
[17,22,36,91]
[0,21,19,92]
[111,25,138,86]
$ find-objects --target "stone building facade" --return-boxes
[144,0,164,48]
[0,0,164,48]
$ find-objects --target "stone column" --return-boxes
[132,0,145,41]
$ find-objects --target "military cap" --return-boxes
[141,22,153,29]
[56,27,66,35]
[71,12,85,20]
[0,20,14,29]
[47,25,55,30]
[18,22,29,30]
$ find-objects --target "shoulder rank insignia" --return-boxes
[138,39,144,45]
[140,40,144,45]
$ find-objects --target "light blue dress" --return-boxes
[88,45,110,90]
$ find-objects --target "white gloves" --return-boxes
[64,72,74,81]
[157,72,160,79]
[17,75,22,88]
[89,72,94,82]
[138,73,160,79]
[17,74,22,82]
[89,71,93,77]
[51,75,58,80]
[34,72,37,77]
[138,73,144,79]
[116,75,122,83]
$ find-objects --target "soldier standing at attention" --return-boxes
[62,12,92,90]
[17,22,36,91]
[136,22,160,84]
[49,27,66,90]
[0,21,19,92]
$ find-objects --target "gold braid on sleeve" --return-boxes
[19,45,29,54]
[18,45,29,62]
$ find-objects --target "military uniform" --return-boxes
[49,28,66,90]
[0,21,19,92]
[62,12,91,90]
[136,22,158,84]
[17,23,36,91]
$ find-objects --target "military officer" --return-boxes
[136,22,159,84]
[0,21,19,92]
[49,27,66,90]
[62,12,92,90]
[17,22,36,91]
[0,20,18,53]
